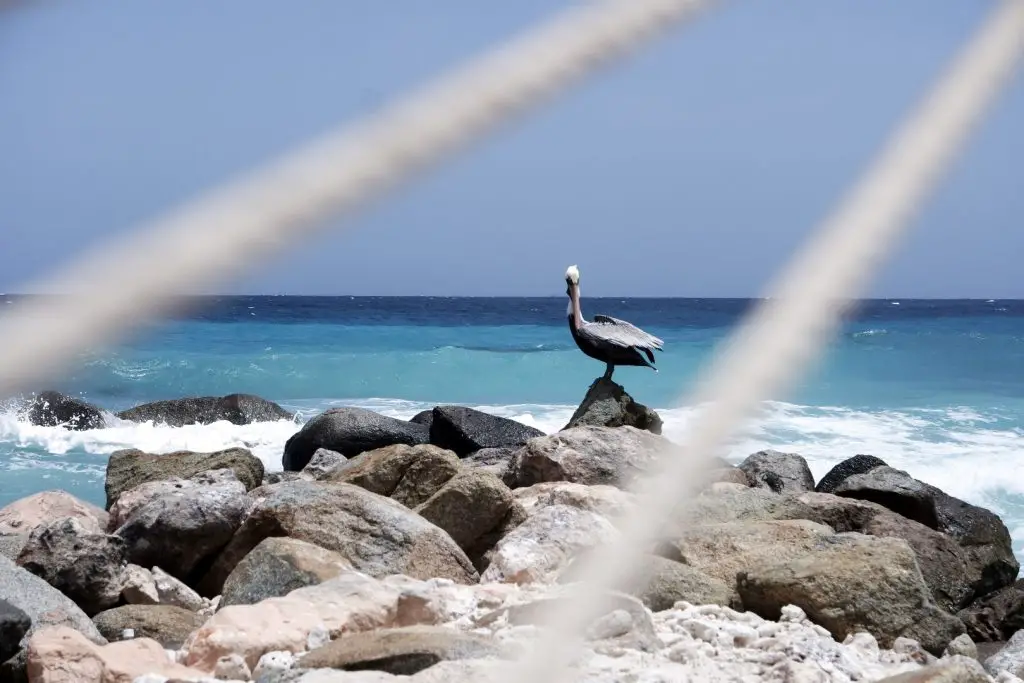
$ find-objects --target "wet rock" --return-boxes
[115,474,249,583]
[428,405,545,457]
[413,470,514,557]
[24,390,106,430]
[104,446,264,509]
[200,481,477,596]
[116,392,293,426]
[815,454,889,493]
[91,604,206,649]
[738,450,815,495]
[220,537,352,608]
[301,448,348,479]
[299,625,508,675]
[282,407,430,471]
[0,490,109,536]
[737,533,966,654]
[322,444,460,507]
[16,517,128,616]
[0,599,30,664]
[563,377,662,434]
[958,580,1024,642]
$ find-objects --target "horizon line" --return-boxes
[2,293,1021,301]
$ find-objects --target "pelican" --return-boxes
[564,264,664,380]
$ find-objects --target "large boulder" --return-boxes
[0,490,109,535]
[427,406,545,457]
[200,481,478,595]
[738,450,815,495]
[91,604,206,649]
[107,468,243,531]
[24,390,106,430]
[322,444,461,507]
[835,466,941,528]
[104,446,264,509]
[220,537,352,608]
[562,377,662,434]
[16,517,128,616]
[114,473,249,583]
[0,599,30,664]
[282,407,430,471]
[116,393,293,426]
[413,470,516,558]
[957,579,1024,642]
[737,533,965,654]
[815,454,889,493]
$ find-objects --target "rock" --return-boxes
[0,554,105,649]
[283,407,430,471]
[107,468,243,531]
[462,447,517,487]
[24,625,205,682]
[835,466,941,528]
[958,580,1024,642]
[513,481,637,521]
[24,390,106,430]
[301,448,348,479]
[215,653,251,681]
[0,490,109,535]
[104,446,264,509]
[815,454,889,493]
[559,552,736,612]
[984,629,1024,678]
[323,444,461,507]
[562,377,662,434]
[0,599,30,664]
[91,604,206,649]
[737,450,815,495]
[220,537,352,608]
[299,626,508,675]
[480,504,618,584]
[121,564,159,605]
[413,470,514,557]
[16,517,128,616]
[464,502,527,574]
[944,633,979,660]
[875,656,992,682]
[115,474,249,582]
[0,533,27,561]
[200,481,477,596]
[409,410,433,428]
[428,405,545,457]
[737,533,965,654]
[152,567,206,612]
[116,392,293,426]
[510,425,674,489]
[704,467,751,488]
[263,471,309,486]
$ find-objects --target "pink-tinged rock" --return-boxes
[512,482,637,521]
[24,625,205,683]
[0,491,108,535]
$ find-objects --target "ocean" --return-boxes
[1,296,1022,560]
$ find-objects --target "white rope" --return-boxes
[494,1,1024,682]
[0,0,716,397]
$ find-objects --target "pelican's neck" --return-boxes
[567,284,584,328]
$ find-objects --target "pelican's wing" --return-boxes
[583,314,664,350]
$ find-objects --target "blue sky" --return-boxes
[1,0,1021,297]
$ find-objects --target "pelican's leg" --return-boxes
[603,364,614,380]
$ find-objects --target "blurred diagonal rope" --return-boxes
[0,0,716,397]
[494,1,1024,682]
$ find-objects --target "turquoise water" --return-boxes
[1,296,1022,558]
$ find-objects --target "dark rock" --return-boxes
[116,393,293,427]
[91,604,205,649]
[282,407,429,471]
[24,391,106,431]
[413,470,515,557]
[738,450,815,495]
[563,377,662,434]
[300,625,508,675]
[958,580,1024,642]
[323,444,460,507]
[815,454,888,494]
[428,406,545,457]
[465,502,527,574]
[0,600,30,664]
[115,475,249,584]
[104,446,264,510]
[835,466,940,528]
[219,537,351,608]
[16,517,127,616]
[462,447,518,487]
[409,410,433,428]
[199,480,477,596]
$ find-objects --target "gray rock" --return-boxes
[413,470,514,557]
[220,537,352,608]
[943,633,979,660]
[738,450,815,495]
[107,468,243,531]
[115,474,249,582]
[428,405,545,457]
[301,448,347,479]
[16,517,127,616]
[0,534,27,562]
[957,579,1024,642]
[562,377,662,434]
[299,625,508,675]
[24,390,106,430]
[116,393,293,426]
[462,447,517,487]
[0,599,30,663]
[282,407,430,471]
[323,444,460,507]
[91,604,206,649]
[815,454,889,493]
[262,471,309,486]
[835,466,940,528]
[104,446,264,509]
[984,628,1024,679]
[200,480,477,596]
[0,554,105,650]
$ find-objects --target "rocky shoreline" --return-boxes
[1,380,1023,682]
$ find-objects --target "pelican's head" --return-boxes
[565,264,580,286]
